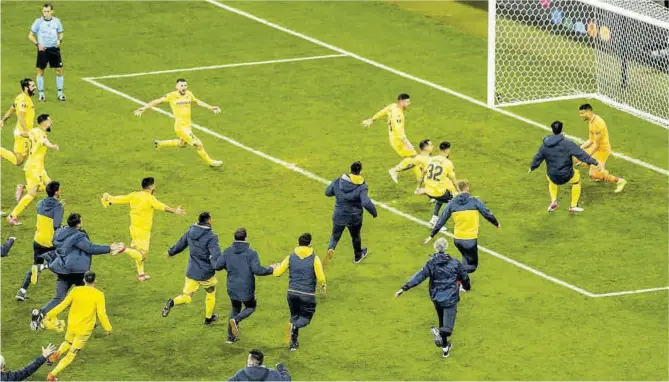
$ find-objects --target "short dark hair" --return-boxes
[67,213,81,228]
[198,212,211,225]
[350,161,362,175]
[579,104,593,111]
[46,181,60,197]
[249,349,264,365]
[176,78,187,84]
[419,139,431,150]
[298,233,312,246]
[20,78,32,91]
[397,93,410,101]
[234,228,247,241]
[84,271,96,284]
[141,177,155,189]
[439,141,451,151]
[43,3,53,9]
[551,121,563,135]
[37,114,50,125]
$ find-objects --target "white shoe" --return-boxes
[388,169,399,184]
[569,206,584,213]
[547,200,558,213]
[210,160,223,167]
[614,178,627,193]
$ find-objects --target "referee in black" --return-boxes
[29,3,66,102]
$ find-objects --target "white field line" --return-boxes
[204,0,669,178]
[82,77,667,298]
[87,54,348,80]
[593,286,669,298]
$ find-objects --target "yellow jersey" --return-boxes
[413,153,431,174]
[24,128,48,172]
[165,90,199,131]
[13,92,35,137]
[109,191,166,232]
[373,103,406,141]
[588,115,611,153]
[424,155,456,197]
[45,285,112,335]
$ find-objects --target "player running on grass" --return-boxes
[134,78,223,167]
[101,177,186,281]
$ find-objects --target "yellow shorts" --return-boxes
[176,129,202,146]
[14,136,30,156]
[25,169,51,192]
[130,227,151,253]
[592,151,611,168]
[65,330,92,351]
[547,170,580,185]
[390,138,416,158]
[183,276,218,294]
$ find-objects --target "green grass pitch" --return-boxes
[1,1,667,380]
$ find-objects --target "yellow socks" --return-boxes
[412,165,423,181]
[57,341,71,355]
[51,351,77,376]
[548,181,558,203]
[197,147,214,165]
[10,193,35,219]
[570,182,582,208]
[156,139,181,148]
[205,291,216,319]
[174,294,192,305]
[1,148,17,165]
[125,248,145,275]
[31,265,39,285]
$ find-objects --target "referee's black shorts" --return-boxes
[36,47,63,70]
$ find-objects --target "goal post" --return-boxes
[488,0,669,128]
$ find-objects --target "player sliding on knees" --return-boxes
[134,78,222,167]
[363,93,421,184]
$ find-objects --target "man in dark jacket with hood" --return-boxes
[324,161,377,264]
[211,228,275,343]
[32,213,123,331]
[162,212,222,325]
[228,349,290,381]
[16,181,64,301]
[394,238,470,358]
[529,120,600,213]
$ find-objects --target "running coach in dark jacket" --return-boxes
[395,238,470,358]
[162,212,222,325]
[212,228,275,343]
[228,349,291,381]
[36,213,121,326]
[0,343,56,381]
[426,180,500,276]
[17,181,64,302]
[325,161,377,264]
[529,120,599,213]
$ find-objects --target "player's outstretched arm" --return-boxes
[396,265,430,297]
[102,193,132,206]
[163,204,186,216]
[167,232,189,257]
[272,256,290,277]
[43,137,59,151]
[194,98,221,114]
[363,105,389,127]
[134,96,167,116]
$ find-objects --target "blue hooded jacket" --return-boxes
[212,241,273,301]
[530,134,598,185]
[325,174,377,226]
[168,224,221,281]
[228,363,291,381]
[402,252,470,307]
[48,227,110,275]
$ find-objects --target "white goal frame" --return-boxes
[488,0,669,128]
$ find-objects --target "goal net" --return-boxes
[489,0,669,128]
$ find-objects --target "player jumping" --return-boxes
[134,78,222,167]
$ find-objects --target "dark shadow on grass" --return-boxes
[458,0,488,11]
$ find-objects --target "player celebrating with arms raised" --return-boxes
[363,94,420,183]
[134,78,222,167]
[578,104,627,193]
[101,177,186,281]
